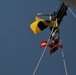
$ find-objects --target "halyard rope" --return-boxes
[32,19,57,75]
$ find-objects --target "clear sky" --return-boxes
[0,0,76,75]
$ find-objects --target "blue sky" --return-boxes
[0,0,76,75]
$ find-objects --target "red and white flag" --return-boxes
[40,40,47,48]
[50,44,62,55]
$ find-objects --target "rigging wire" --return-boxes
[65,4,76,19]
[61,49,68,75]
[59,36,68,75]
[68,7,76,18]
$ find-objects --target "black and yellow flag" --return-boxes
[30,16,58,34]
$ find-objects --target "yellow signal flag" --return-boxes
[30,16,58,34]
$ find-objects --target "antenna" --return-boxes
[37,13,51,16]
